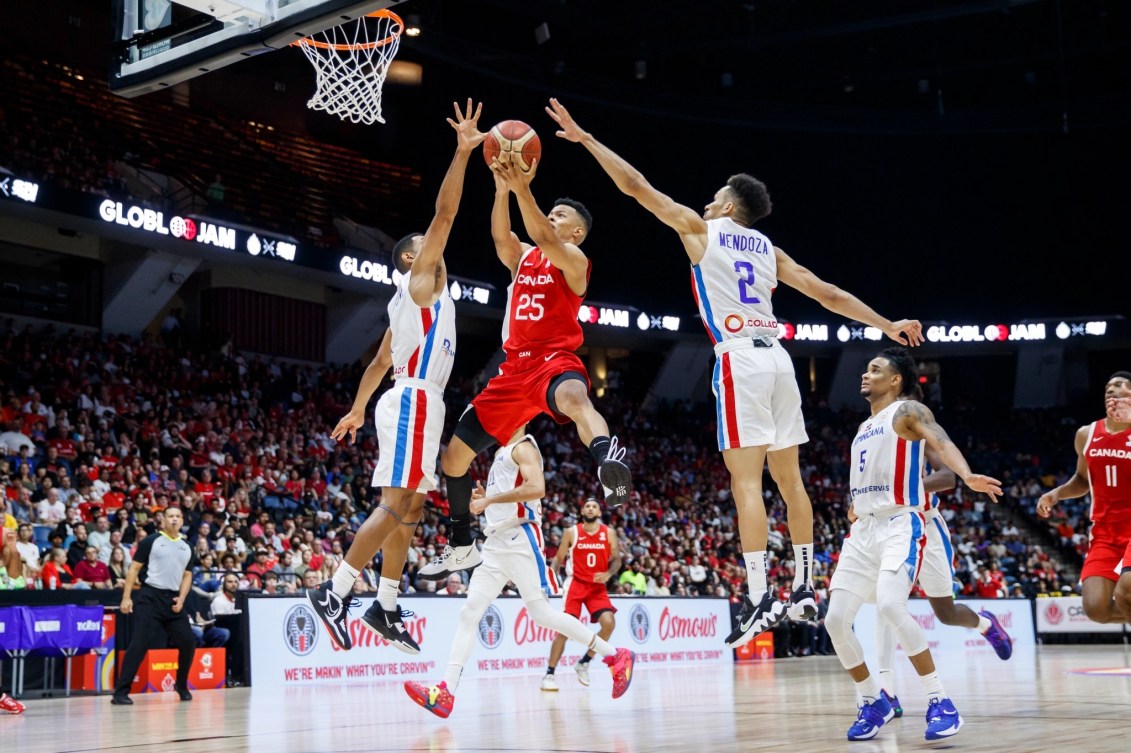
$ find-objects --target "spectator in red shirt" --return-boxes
[975,570,1003,598]
[73,545,112,589]
[40,548,76,590]
[245,548,271,588]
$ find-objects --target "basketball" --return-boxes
[483,120,542,172]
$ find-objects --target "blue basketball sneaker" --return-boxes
[979,609,1013,660]
[924,697,964,740]
[847,693,894,741]
[881,689,903,719]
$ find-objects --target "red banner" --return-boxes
[123,648,226,693]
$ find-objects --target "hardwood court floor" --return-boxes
[6,645,1130,753]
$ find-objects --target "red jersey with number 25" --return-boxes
[569,523,611,583]
[501,247,590,360]
[1085,418,1131,526]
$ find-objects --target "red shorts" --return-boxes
[471,351,590,445]
[1080,519,1131,583]
[563,577,615,619]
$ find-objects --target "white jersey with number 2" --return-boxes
[690,217,779,344]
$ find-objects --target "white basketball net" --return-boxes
[294,10,403,126]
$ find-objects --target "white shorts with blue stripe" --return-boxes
[372,378,446,493]
[467,523,560,604]
[917,512,958,598]
[829,509,927,604]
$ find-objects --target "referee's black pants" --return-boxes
[114,586,197,696]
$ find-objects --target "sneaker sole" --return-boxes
[405,687,452,719]
[307,593,352,651]
[599,461,632,507]
[540,686,559,692]
[359,615,421,655]
[787,598,817,621]
[925,716,964,740]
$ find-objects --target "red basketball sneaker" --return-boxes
[0,693,26,714]
[404,680,455,718]
[603,648,635,699]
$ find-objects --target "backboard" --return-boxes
[110,0,400,97]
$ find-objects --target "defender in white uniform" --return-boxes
[403,430,636,718]
[824,347,1002,742]
[544,97,924,646]
[308,99,485,654]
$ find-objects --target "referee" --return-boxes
[111,506,197,705]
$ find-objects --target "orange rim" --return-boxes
[290,9,403,51]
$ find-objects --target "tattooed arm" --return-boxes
[893,401,1002,501]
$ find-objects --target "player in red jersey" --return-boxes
[419,155,632,581]
[541,497,621,690]
[1037,371,1131,625]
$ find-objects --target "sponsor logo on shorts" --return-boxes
[284,604,319,656]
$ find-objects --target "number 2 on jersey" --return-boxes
[734,261,761,304]
[515,293,545,321]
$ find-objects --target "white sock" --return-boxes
[331,561,360,598]
[443,664,463,693]
[588,634,614,659]
[855,675,882,703]
[976,614,992,634]
[919,671,945,700]
[876,668,894,696]
[792,544,813,589]
[378,577,400,611]
[743,551,768,596]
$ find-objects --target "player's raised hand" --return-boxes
[331,409,365,444]
[1107,396,1131,423]
[964,473,1003,503]
[469,481,488,514]
[448,98,486,152]
[490,154,537,189]
[885,319,924,347]
[545,98,587,142]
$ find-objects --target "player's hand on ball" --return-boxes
[545,98,587,142]
[448,98,486,152]
[331,409,365,444]
[490,155,536,188]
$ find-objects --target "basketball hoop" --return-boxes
[291,9,404,126]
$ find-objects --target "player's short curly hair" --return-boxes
[878,347,920,397]
[725,174,772,224]
[391,232,422,274]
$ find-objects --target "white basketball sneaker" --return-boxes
[574,660,591,686]
[417,543,483,581]
[540,673,559,692]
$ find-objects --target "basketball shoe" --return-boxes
[307,581,359,650]
[598,436,632,508]
[603,648,635,699]
[417,543,483,580]
[0,692,26,714]
[924,697,963,740]
[540,673,559,692]
[575,659,591,686]
[846,693,894,741]
[724,591,788,648]
[786,585,817,621]
[404,680,455,718]
[360,602,420,654]
[978,609,1013,660]
[881,689,903,719]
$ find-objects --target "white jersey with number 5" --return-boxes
[388,270,457,389]
[850,400,928,517]
[482,435,544,537]
[690,217,779,343]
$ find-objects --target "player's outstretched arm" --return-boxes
[409,99,486,307]
[895,401,1001,500]
[331,329,392,444]
[923,446,959,495]
[546,98,707,261]
[491,169,527,275]
[490,158,589,296]
[1036,426,1091,518]
[775,246,924,347]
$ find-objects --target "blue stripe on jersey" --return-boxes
[523,502,537,520]
[711,359,724,449]
[691,265,723,343]
[417,301,441,377]
[907,441,922,507]
[934,517,955,578]
[904,514,923,574]
[521,523,551,597]
[392,389,412,483]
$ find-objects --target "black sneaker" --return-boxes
[725,591,788,648]
[598,436,632,508]
[360,602,421,655]
[307,581,357,650]
[175,687,192,702]
[787,585,818,621]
